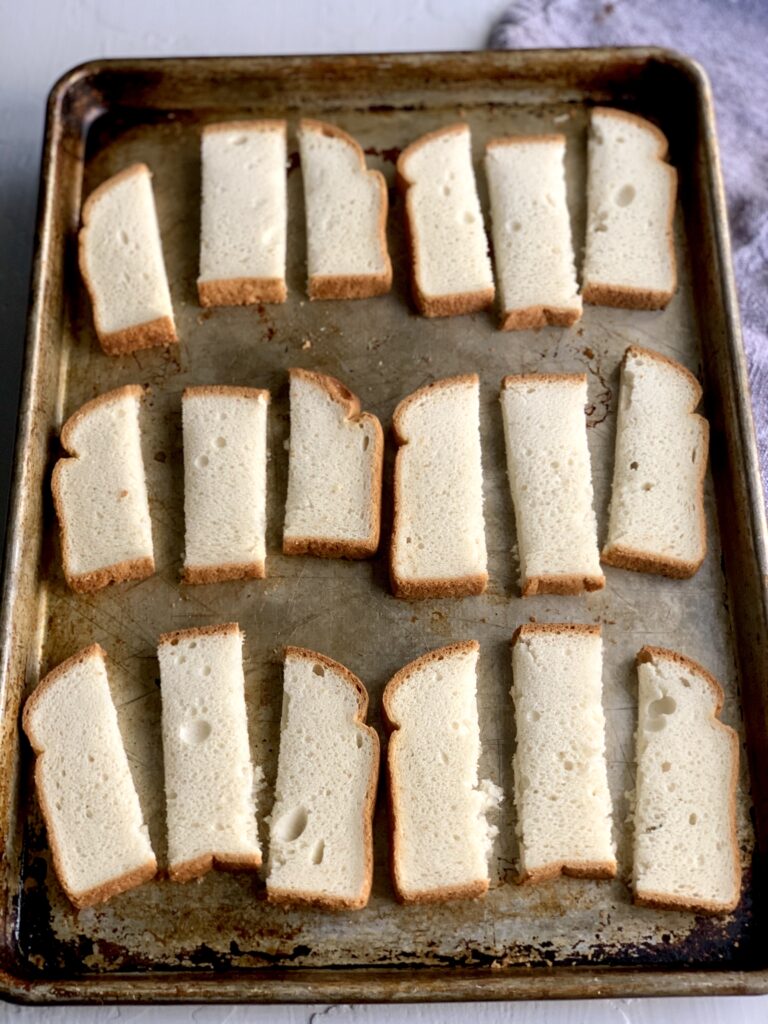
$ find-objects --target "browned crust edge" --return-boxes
[23,644,158,909]
[283,368,384,559]
[500,305,582,331]
[397,123,494,318]
[511,622,601,647]
[79,164,178,353]
[382,641,489,903]
[299,119,392,301]
[522,573,606,596]
[265,646,380,910]
[632,646,741,914]
[519,859,617,885]
[53,386,155,593]
[169,851,262,884]
[183,385,270,402]
[202,119,286,137]
[198,278,287,306]
[158,621,241,647]
[390,375,486,599]
[601,345,708,578]
[181,561,266,584]
[583,108,677,311]
[501,372,587,390]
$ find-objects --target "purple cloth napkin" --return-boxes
[491,0,768,506]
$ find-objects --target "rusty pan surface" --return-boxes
[1,50,767,1002]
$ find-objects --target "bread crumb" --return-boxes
[302,339,312,350]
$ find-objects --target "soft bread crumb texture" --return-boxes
[158,625,262,881]
[583,109,676,306]
[485,136,581,328]
[53,386,154,586]
[501,375,603,594]
[283,370,382,555]
[22,646,156,907]
[267,649,378,907]
[384,642,501,901]
[633,648,740,912]
[182,387,269,578]
[198,122,287,298]
[511,625,615,882]
[602,346,708,575]
[392,376,488,594]
[79,164,176,339]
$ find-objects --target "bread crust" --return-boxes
[512,622,601,646]
[266,646,380,910]
[382,641,491,903]
[23,644,158,909]
[633,646,741,914]
[601,345,708,578]
[583,108,677,310]
[198,278,287,306]
[397,123,494,318]
[299,119,392,301]
[157,621,241,647]
[79,163,178,353]
[390,374,488,599]
[283,368,383,559]
[52,385,155,593]
[522,573,605,596]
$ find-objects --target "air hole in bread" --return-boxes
[215,436,227,448]
[440,751,449,765]
[118,229,130,245]
[650,695,676,717]
[463,211,476,224]
[691,448,698,463]
[615,184,636,207]
[313,663,325,677]
[442,185,451,196]
[512,221,522,232]
[274,806,308,842]
[356,732,364,749]
[680,676,691,688]
[563,760,574,771]
[180,719,211,745]
[689,813,698,826]
[642,482,654,491]
[203,665,211,677]
[661,761,672,773]
[196,454,209,468]
[311,839,325,865]
[630,461,639,470]
[362,434,369,451]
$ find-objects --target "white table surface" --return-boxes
[0,0,764,1019]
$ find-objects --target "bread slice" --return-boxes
[157,624,262,883]
[485,135,582,330]
[198,120,287,306]
[51,385,155,593]
[632,646,740,913]
[602,345,708,577]
[182,386,270,583]
[511,625,615,883]
[22,644,157,909]
[298,119,391,300]
[79,163,176,354]
[390,375,488,598]
[397,124,494,317]
[266,647,379,909]
[283,369,383,558]
[500,374,604,596]
[382,641,501,903]
[582,108,677,309]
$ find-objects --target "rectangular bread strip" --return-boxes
[182,386,269,583]
[198,120,287,306]
[79,163,176,354]
[51,385,155,593]
[382,641,502,903]
[298,119,391,300]
[283,369,383,558]
[485,135,582,330]
[266,647,379,909]
[22,645,157,909]
[602,345,708,577]
[157,624,262,882]
[582,108,677,309]
[397,124,494,316]
[632,646,740,913]
[500,374,604,596]
[511,624,615,883]
[391,374,488,599]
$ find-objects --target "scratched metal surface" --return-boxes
[1,53,764,1001]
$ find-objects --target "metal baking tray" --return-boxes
[1,49,767,1004]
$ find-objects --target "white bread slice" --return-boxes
[500,374,604,596]
[22,644,157,909]
[485,135,582,330]
[266,647,379,909]
[511,625,615,883]
[583,108,677,309]
[182,386,269,583]
[382,641,501,903]
[198,120,287,306]
[632,646,740,913]
[283,369,383,558]
[602,345,708,577]
[79,163,176,354]
[298,119,391,300]
[157,624,262,883]
[397,124,494,317]
[51,385,154,593]
[391,375,488,599]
